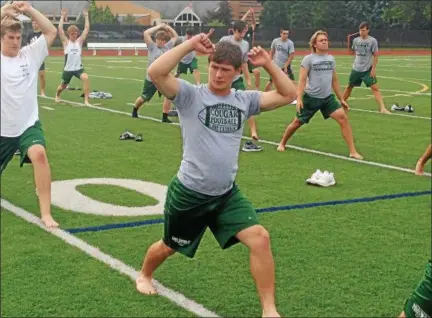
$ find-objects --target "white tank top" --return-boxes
[64,40,82,71]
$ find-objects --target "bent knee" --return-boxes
[27,145,48,165]
[159,240,176,256]
[80,73,89,81]
[240,225,271,251]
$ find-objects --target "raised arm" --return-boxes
[148,33,214,99]
[1,1,18,19]
[248,47,296,111]
[240,8,251,22]
[58,8,68,46]
[143,24,164,46]
[14,1,57,47]
[78,8,90,43]
[164,24,178,44]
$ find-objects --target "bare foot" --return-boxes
[415,160,424,175]
[252,135,259,141]
[380,108,391,114]
[84,101,92,106]
[277,144,286,152]
[349,153,364,160]
[55,95,61,103]
[41,215,59,228]
[40,92,46,97]
[262,310,281,318]
[136,274,157,295]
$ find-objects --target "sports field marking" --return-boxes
[0,198,220,318]
[38,95,432,177]
[45,70,432,97]
[64,190,432,234]
[41,106,55,111]
[349,107,431,119]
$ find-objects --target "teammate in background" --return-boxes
[343,22,391,114]
[264,28,297,105]
[277,30,363,160]
[131,23,178,123]
[55,8,91,106]
[28,20,47,97]
[135,32,297,318]
[415,144,432,176]
[220,20,262,152]
[165,28,215,117]
[241,7,261,90]
[1,1,59,227]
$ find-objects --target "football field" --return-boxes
[1,53,431,317]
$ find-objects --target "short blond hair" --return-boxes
[309,30,329,52]
[67,25,79,35]
[1,18,23,38]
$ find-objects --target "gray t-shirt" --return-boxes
[145,40,175,81]
[301,53,335,99]
[271,37,295,68]
[219,35,249,81]
[352,36,378,72]
[178,36,196,64]
[172,79,262,195]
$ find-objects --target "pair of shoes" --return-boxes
[119,130,143,142]
[242,140,263,152]
[391,103,415,113]
[168,109,178,117]
[306,169,336,187]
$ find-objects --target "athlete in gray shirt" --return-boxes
[264,28,297,105]
[131,23,178,122]
[277,30,363,160]
[136,34,297,318]
[343,22,390,113]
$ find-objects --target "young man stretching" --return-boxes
[241,7,261,90]
[135,34,297,318]
[415,144,432,176]
[131,23,178,123]
[264,28,296,105]
[220,20,262,152]
[343,22,390,114]
[55,8,91,106]
[277,30,363,160]
[1,1,59,227]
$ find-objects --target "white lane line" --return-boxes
[0,199,220,318]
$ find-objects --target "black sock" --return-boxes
[163,112,168,120]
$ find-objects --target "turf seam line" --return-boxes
[63,190,432,234]
[0,199,220,318]
[38,95,432,178]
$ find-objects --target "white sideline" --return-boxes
[39,95,432,177]
[0,199,220,318]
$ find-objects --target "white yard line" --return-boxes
[39,95,431,177]
[0,199,220,318]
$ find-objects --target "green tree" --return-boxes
[203,0,232,26]
[123,14,137,25]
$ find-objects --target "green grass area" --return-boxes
[1,54,431,317]
[76,184,159,207]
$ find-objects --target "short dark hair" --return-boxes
[208,41,243,70]
[280,28,289,33]
[359,22,370,30]
[232,20,247,33]
[185,28,194,36]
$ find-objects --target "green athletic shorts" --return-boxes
[231,77,246,91]
[176,58,198,75]
[39,62,45,72]
[141,79,162,101]
[62,69,84,85]
[404,260,432,318]
[296,93,341,124]
[163,176,260,258]
[348,67,377,87]
[0,120,46,173]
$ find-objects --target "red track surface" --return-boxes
[49,49,431,57]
